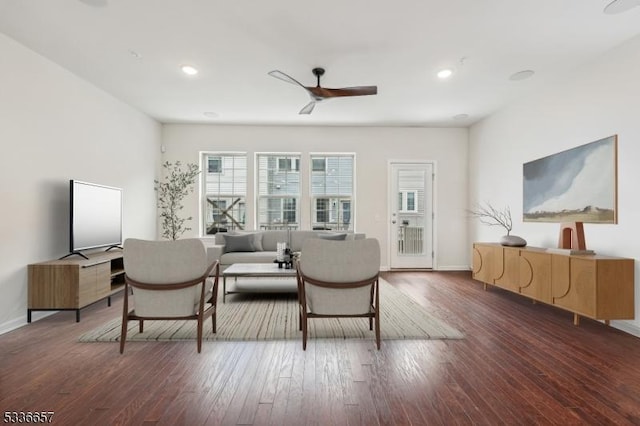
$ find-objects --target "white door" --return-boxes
[389,162,434,269]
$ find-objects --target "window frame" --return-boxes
[200,151,248,236]
[309,153,355,231]
[398,190,419,213]
[255,152,302,230]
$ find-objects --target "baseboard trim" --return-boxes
[436,265,472,271]
[611,321,640,339]
[383,266,471,272]
[0,317,27,336]
[0,311,58,336]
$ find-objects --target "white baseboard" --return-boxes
[0,317,27,336]
[0,311,58,336]
[611,321,640,338]
[381,265,470,272]
[436,265,472,271]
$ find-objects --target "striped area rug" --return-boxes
[78,278,463,343]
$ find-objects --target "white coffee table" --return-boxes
[221,263,297,302]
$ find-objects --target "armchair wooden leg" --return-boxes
[197,319,203,353]
[375,311,381,350]
[139,320,144,333]
[120,318,128,354]
[212,311,217,334]
[369,317,373,330]
[302,312,308,351]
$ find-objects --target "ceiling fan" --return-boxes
[268,67,377,114]
[604,0,640,14]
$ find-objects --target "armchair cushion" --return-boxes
[123,238,215,317]
[133,278,214,317]
[305,284,372,315]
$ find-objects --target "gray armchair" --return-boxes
[296,238,381,350]
[120,238,219,353]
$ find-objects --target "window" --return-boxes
[310,154,354,231]
[207,157,222,173]
[277,157,299,172]
[312,158,326,172]
[257,154,301,230]
[399,190,418,212]
[201,153,247,234]
[315,198,329,223]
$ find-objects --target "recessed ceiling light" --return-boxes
[128,50,142,59]
[181,65,199,76]
[203,112,218,118]
[437,69,453,79]
[509,70,535,81]
[604,0,640,14]
[453,114,469,120]
[78,0,108,7]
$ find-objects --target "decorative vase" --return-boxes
[500,235,527,247]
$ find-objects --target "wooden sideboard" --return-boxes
[28,250,125,322]
[472,243,634,325]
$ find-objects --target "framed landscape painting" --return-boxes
[523,135,617,223]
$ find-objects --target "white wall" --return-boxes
[469,34,640,336]
[161,124,469,270]
[0,34,161,333]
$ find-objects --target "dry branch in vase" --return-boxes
[468,202,526,247]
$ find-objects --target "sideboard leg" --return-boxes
[483,283,488,291]
[573,313,580,326]
[604,319,610,326]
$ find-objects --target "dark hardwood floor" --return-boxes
[2,271,640,425]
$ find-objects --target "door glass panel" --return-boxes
[396,170,425,256]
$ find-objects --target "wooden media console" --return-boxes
[472,243,634,325]
[28,250,125,322]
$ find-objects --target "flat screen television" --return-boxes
[68,180,123,257]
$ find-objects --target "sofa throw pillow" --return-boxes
[251,232,264,251]
[224,234,256,252]
[318,233,348,241]
[222,231,263,251]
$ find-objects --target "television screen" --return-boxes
[70,180,123,252]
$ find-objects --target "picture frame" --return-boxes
[523,135,617,223]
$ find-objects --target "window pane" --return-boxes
[202,153,247,234]
[257,154,300,230]
[208,157,222,173]
[312,158,326,172]
[407,192,415,211]
[310,154,354,231]
[316,198,329,223]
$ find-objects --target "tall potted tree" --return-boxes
[155,161,200,240]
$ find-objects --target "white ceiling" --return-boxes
[1,0,639,127]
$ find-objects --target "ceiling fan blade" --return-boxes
[268,70,307,89]
[308,86,377,98]
[299,101,316,115]
[604,0,640,14]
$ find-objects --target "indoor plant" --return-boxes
[155,161,200,240]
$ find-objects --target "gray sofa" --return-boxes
[202,230,365,270]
